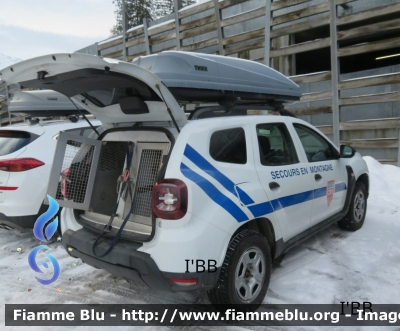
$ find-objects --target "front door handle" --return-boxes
[315,174,322,180]
[269,182,280,190]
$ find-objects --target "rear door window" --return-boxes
[210,128,247,164]
[257,123,298,166]
[0,131,38,156]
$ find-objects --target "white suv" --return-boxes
[0,119,100,228]
[1,52,368,307]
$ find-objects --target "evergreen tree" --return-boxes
[152,0,174,20]
[152,0,198,21]
[110,0,197,36]
[111,0,153,35]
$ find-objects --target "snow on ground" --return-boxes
[1,156,400,330]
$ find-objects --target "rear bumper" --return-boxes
[0,204,47,228]
[1,167,48,218]
[62,227,220,292]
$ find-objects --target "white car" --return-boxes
[2,52,369,307]
[0,118,100,229]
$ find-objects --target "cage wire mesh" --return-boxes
[56,140,94,203]
[99,143,126,172]
[132,149,163,217]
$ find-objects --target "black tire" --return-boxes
[207,229,271,309]
[338,181,367,231]
[56,207,63,238]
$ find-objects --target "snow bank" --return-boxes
[364,156,400,205]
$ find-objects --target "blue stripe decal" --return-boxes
[271,190,314,211]
[314,187,326,199]
[251,182,346,217]
[183,144,254,205]
[248,202,274,218]
[180,163,248,222]
[314,182,347,200]
[335,182,347,192]
[181,146,348,221]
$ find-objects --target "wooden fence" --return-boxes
[1,0,400,165]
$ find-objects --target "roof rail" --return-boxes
[188,104,297,120]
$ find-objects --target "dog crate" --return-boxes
[47,131,170,224]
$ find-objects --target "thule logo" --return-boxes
[47,97,57,101]
[194,65,208,72]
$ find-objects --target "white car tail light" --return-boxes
[0,186,18,191]
[0,158,44,172]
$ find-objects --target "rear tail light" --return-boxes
[0,186,18,191]
[0,158,45,172]
[60,168,70,199]
[152,179,188,220]
[170,278,198,286]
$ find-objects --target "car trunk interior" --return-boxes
[56,128,172,241]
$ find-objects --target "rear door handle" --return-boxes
[315,174,322,180]
[269,182,280,190]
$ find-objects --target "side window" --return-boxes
[53,128,84,141]
[257,123,299,166]
[82,128,95,138]
[65,129,82,135]
[210,128,247,164]
[293,124,338,162]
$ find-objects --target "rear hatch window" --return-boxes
[0,131,39,156]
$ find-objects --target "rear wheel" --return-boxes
[338,181,367,231]
[56,208,63,237]
[207,230,271,308]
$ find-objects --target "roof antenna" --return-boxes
[69,97,100,136]
[155,83,180,133]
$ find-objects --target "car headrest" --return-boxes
[258,135,271,155]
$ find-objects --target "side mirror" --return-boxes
[340,145,356,158]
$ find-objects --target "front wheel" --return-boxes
[207,230,271,308]
[338,181,367,231]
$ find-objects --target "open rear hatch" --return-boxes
[1,53,184,241]
[0,53,186,127]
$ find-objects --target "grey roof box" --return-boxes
[9,90,89,117]
[133,51,301,104]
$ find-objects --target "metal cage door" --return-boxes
[47,132,102,210]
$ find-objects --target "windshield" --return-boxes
[0,131,38,156]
